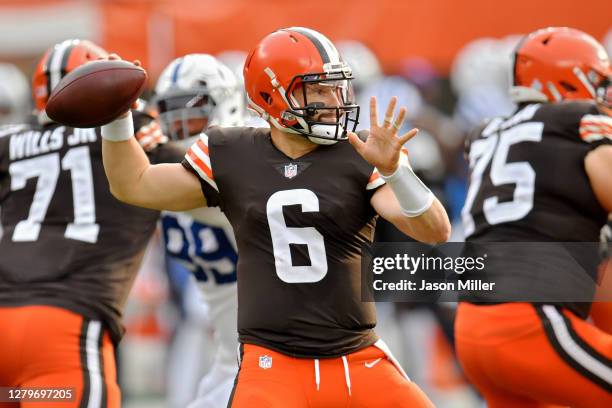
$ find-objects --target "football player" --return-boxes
[456,27,612,407]
[0,39,183,407]
[153,54,243,408]
[100,27,450,407]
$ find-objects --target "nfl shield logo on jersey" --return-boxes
[284,163,298,179]
[259,355,273,369]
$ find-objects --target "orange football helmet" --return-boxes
[32,39,108,113]
[511,27,611,107]
[244,27,359,144]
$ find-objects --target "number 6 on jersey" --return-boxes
[266,189,328,283]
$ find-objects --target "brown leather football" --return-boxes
[46,60,147,128]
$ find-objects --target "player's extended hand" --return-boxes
[347,96,418,176]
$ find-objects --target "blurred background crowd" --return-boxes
[0,1,610,407]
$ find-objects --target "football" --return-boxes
[46,60,147,128]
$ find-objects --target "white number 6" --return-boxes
[266,189,327,283]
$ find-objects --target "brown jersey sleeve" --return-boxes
[578,109,612,146]
[181,128,223,207]
[548,101,612,148]
[181,159,221,207]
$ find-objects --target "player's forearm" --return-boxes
[102,137,152,203]
[102,139,206,211]
[100,112,172,209]
[101,114,207,211]
[393,199,451,244]
[372,168,451,243]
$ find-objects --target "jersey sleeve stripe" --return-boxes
[186,148,213,179]
[582,114,612,126]
[580,124,612,135]
[199,132,210,146]
[185,151,219,191]
[581,120,612,129]
[580,132,609,143]
[137,135,155,146]
[136,121,161,135]
[580,115,612,142]
[580,124,612,132]
[196,139,209,155]
[184,131,218,189]
[135,121,168,148]
[191,142,213,172]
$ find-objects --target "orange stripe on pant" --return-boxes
[0,305,120,408]
[455,302,612,408]
[228,343,434,407]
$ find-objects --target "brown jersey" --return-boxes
[0,113,184,343]
[182,127,387,357]
[462,101,612,317]
[463,101,610,242]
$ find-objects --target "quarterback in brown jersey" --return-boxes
[456,27,612,407]
[101,27,450,407]
[0,40,182,408]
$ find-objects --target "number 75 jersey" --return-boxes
[182,127,386,358]
[462,101,611,242]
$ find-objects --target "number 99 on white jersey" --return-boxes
[161,210,238,288]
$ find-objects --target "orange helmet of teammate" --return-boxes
[32,39,108,113]
[511,27,611,108]
[244,27,359,144]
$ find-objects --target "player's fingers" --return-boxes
[133,59,142,67]
[392,107,407,134]
[369,96,378,127]
[383,96,398,128]
[347,131,366,154]
[108,53,121,61]
[397,128,419,145]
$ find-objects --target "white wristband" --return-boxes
[381,164,435,217]
[101,112,134,142]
